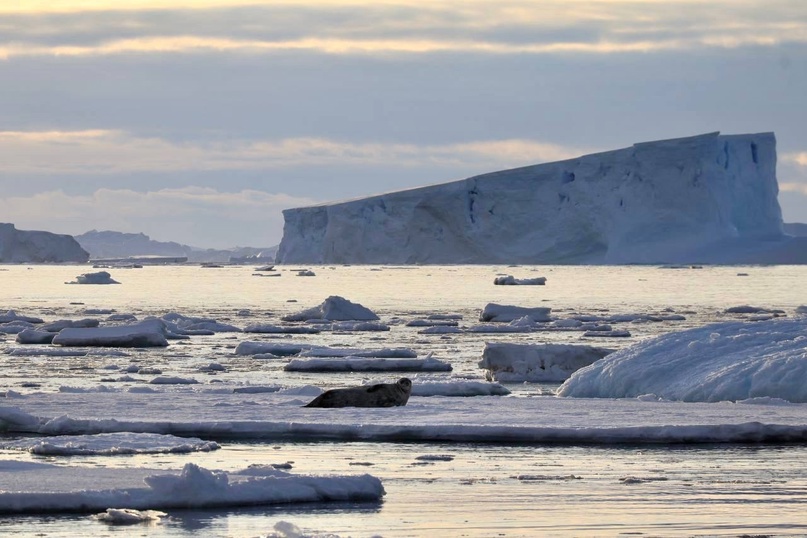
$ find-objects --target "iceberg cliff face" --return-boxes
[276,132,784,264]
[0,223,89,263]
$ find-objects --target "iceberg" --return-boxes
[276,132,790,264]
[0,223,89,263]
[557,318,807,402]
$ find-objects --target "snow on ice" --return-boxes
[479,343,614,382]
[558,317,807,402]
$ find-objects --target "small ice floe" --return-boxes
[254,265,275,271]
[465,323,532,334]
[243,324,322,334]
[406,319,459,327]
[330,321,390,332]
[66,271,120,284]
[84,308,115,315]
[107,313,137,322]
[7,347,88,357]
[234,341,315,357]
[0,462,384,513]
[557,318,807,402]
[479,303,551,323]
[148,376,199,385]
[41,318,100,332]
[428,313,463,320]
[15,329,56,344]
[93,508,166,525]
[419,326,462,334]
[163,312,242,333]
[232,385,283,394]
[0,321,35,334]
[51,319,173,347]
[282,296,379,322]
[479,343,613,383]
[411,380,510,397]
[299,347,417,359]
[0,310,43,324]
[724,305,783,314]
[296,269,316,277]
[0,432,219,456]
[582,330,631,338]
[796,305,807,315]
[493,275,547,285]
[198,362,226,372]
[285,356,452,373]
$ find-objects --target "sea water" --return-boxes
[1,264,806,537]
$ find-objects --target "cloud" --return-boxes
[2,1,806,59]
[0,187,317,247]
[0,130,588,175]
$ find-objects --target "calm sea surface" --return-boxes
[1,264,806,537]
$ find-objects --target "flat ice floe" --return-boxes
[558,318,807,402]
[479,343,613,382]
[2,390,807,444]
[0,432,220,455]
[0,460,383,513]
[284,356,452,372]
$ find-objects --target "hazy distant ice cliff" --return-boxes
[0,223,89,263]
[276,132,797,264]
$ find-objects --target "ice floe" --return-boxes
[479,343,614,382]
[282,296,379,322]
[558,318,807,402]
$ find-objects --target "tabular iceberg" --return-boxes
[0,223,89,263]
[276,132,788,264]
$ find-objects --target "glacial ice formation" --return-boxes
[0,223,89,263]
[276,132,790,264]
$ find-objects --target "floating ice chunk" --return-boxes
[411,380,510,396]
[51,319,171,347]
[330,321,390,332]
[796,305,807,315]
[41,319,100,332]
[418,326,462,334]
[406,319,459,327]
[0,432,219,456]
[282,296,379,322]
[285,357,452,372]
[148,376,199,385]
[0,310,43,324]
[93,508,166,525]
[15,329,56,344]
[582,330,631,338]
[465,324,532,333]
[299,347,417,359]
[0,321,34,334]
[234,341,314,356]
[493,275,547,285]
[0,462,384,513]
[558,318,807,402]
[66,271,120,284]
[105,313,137,322]
[244,324,322,334]
[7,347,87,357]
[479,303,551,322]
[480,343,613,382]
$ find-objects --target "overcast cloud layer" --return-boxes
[1,0,805,248]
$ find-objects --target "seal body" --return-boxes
[305,378,413,408]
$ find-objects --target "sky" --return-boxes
[1,0,805,249]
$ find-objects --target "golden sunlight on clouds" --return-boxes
[0,130,586,174]
[3,1,805,58]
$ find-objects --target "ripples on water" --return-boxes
[1,264,807,536]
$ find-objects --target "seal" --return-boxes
[304,377,413,408]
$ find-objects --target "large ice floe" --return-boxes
[0,460,383,513]
[480,343,614,382]
[275,132,804,264]
[558,317,807,402]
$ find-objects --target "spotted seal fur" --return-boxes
[304,378,412,408]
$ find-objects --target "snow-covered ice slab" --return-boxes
[480,343,613,382]
[0,432,219,456]
[299,347,417,359]
[558,318,807,402]
[3,391,807,444]
[493,275,547,285]
[282,296,379,322]
[479,303,551,322]
[411,381,510,397]
[0,461,383,514]
[285,357,452,372]
[52,320,170,347]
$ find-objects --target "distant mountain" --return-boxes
[74,230,276,263]
[1,223,89,263]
